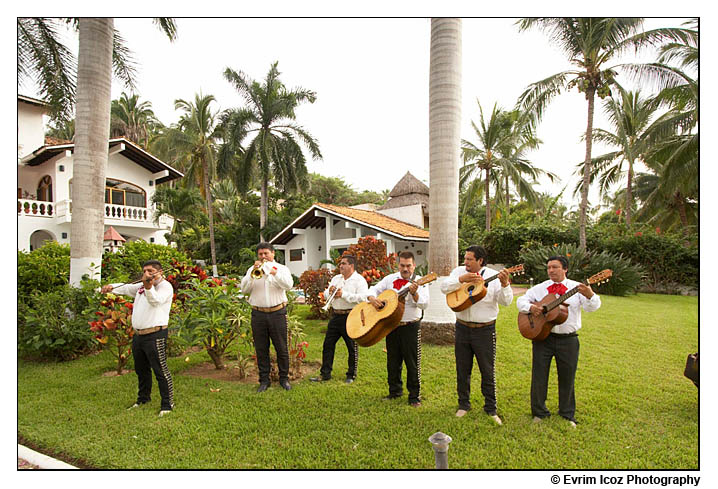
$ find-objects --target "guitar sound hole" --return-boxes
[378,301,386,310]
[467,286,475,293]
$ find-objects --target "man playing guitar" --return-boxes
[440,245,512,425]
[364,251,429,407]
[516,255,601,427]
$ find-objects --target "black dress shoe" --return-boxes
[344,377,354,384]
[257,382,270,393]
[279,379,292,391]
[382,394,402,400]
[309,377,330,382]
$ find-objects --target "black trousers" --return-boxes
[251,308,289,383]
[386,321,422,403]
[132,328,174,410]
[455,322,497,414]
[319,313,358,380]
[531,333,580,422]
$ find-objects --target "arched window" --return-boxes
[104,178,146,208]
[37,175,53,202]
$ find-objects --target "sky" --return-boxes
[18,16,693,212]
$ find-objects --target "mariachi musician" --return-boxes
[516,255,601,427]
[310,254,368,384]
[241,242,294,393]
[363,251,429,407]
[440,245,511,425]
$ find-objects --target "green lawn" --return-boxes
[18,293,698,469]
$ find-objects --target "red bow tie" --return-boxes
[393,278,409,290]
[547,283,567,295]
[138,286,145,295]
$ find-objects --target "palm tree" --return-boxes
[619,19,697,236]
[19,17,177,284]
[516,18,689,249]
[573,87,659,228]
[152,185,207,249]
[46,117,75,142]
[18,18,76,122]
[219,61,322,241]
[110,92,160,148]
[155,93,220,276]
[461,102,553,230]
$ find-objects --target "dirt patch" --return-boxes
[102,369,133,377]
[180,360,320,383]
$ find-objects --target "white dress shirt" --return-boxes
[240,261,293,307]
[516,278,602,334]
[110,279,174,330]
[323,271,368,310]
[364,272,429,323]
[440,266,513,323]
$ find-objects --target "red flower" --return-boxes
[635,231,643,237]
[616,209,622,215]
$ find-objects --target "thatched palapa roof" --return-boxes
[379,171,429,211]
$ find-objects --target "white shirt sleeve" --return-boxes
[440,267,462,294]
[144,280,173,306]
[516,283,543,313]
[266,264,293,291]
[110,282,142,298]
[341,275,369,304]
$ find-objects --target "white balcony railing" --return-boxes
[105,202,150,222]
[17,198,54,217]
[18,198,173,230]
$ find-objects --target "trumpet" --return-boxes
[321,279,345,312]
[251,260,267,279]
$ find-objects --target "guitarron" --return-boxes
[517,269,612,341]
[445,264,524,312]
[346,273,438,347]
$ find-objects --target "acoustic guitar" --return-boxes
[517,269,612,341]
[446,264,525,312]
[346,272,438,347]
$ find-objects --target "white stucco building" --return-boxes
[17,95,183,251]
[269,173,431,277]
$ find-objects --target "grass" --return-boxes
[17,293,698,469]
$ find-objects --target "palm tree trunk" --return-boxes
[625,159,634,228]
[201,156,218,277]
[485,166,491,231]
[505,173,510,215]
[578,86,596,250]
[424,18,462,333]
[675,191,689,235]
[259,177,268,242]
[70,19,114,286]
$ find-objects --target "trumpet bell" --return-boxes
[251,267,265,279]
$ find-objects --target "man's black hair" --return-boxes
[547,255,569,270]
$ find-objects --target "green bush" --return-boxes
[483,224,578,264]
[18,280,101,361]
[518,243,645,296]
[600,232,698,288]
[102,241,193,283]
[17,241,71,296]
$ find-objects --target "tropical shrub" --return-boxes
[89,292,135,374]
[17,241,71,295]
[101,241,193,283]
[341,235,398,285]
[175,277,247,369]
[164,259,210,308]
[18,280,100,361]
[518,243,644,296]
[298,268,334,319]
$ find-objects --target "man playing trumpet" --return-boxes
[241,243,294,392]
[101,260,175,417]
[311,255,368,384]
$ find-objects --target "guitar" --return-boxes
[517,269,612,341]
[445,264,525,312]
[346,272,438,347]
